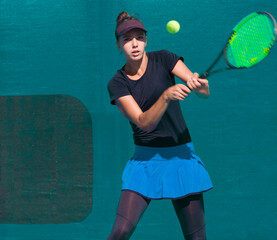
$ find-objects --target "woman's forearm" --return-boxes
[137,84,190,132]
[137,91,170,132]
[116,84,190,132]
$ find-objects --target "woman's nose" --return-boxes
[132,38,138,47]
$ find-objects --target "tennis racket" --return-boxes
[200,12,277,79]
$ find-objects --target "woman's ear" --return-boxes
[117,41,122,51]
[145,36,147,47]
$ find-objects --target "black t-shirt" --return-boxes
[108,50,191,147]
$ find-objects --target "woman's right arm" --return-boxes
[115,84,191,132]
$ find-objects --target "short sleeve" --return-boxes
[159,50,184,71]
[108,73,130,105]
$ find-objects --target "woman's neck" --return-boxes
[124,52,148,80]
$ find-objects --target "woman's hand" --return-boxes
[171,61,210,98]
[163,84,191,102]
[186,73,210,98]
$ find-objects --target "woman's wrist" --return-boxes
[162,89,171,103]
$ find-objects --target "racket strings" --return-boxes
[225,13,276,68]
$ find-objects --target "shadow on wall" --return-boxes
[0,95,93,224]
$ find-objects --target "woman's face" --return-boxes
[117,29,147,62]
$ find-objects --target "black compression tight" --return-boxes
[107,191,206,240]
[173,194,206,239]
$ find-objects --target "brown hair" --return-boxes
[116,12,134,25]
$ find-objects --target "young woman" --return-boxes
[107,12,213,240]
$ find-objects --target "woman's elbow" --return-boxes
[137,122,155,133]
[136,116,156,133]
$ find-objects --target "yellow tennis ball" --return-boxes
[166,20,180,34]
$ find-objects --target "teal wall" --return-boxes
[0,0,277,239]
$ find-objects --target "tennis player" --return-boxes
[107,12,213,240]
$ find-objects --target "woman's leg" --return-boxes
[172,194,206,240]
[107,190,151,240]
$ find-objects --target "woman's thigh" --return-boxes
[172,194,206,239]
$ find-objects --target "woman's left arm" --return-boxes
[171,60,210,98]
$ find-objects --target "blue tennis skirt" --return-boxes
[122,142,213,200]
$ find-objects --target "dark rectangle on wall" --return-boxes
[0,95,93,224]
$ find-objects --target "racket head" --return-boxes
[224,12,277,69]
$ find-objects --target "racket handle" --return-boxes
[200,72,209,79]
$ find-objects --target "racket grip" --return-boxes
[200,72,209,79]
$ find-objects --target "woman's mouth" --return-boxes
[132,50,140,56]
